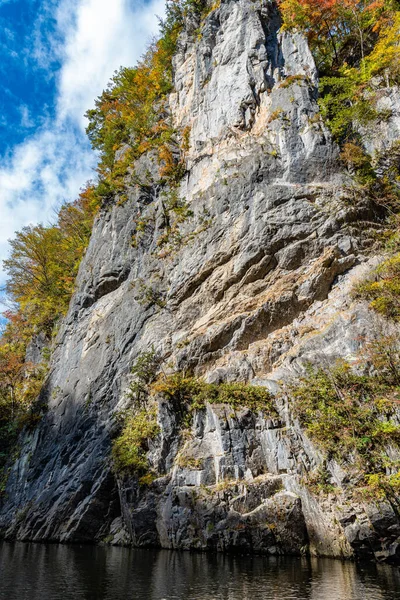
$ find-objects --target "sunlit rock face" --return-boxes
[1,0,399,563]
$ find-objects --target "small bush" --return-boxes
[152,373,278,415]
[279,74,305,89]
[289,357,400,475]
[112,351,162,478]
[126,348,161,407]
[358,470,400,500]
[354,254,400,319]
[112,406,160,475]
[303,464,338,495]
[175,454,204,469]
[135,281,166,309]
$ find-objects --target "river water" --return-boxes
[0,542,400,600]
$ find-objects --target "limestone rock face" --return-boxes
[361,86,400,155]
[1,0,399,561]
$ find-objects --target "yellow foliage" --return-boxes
[3,183,100,334]
[363,12,400,83]
[112,406,160,475]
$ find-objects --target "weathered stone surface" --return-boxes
[25,332,50,366]
[1,0,399,562]
[361,85,400,156]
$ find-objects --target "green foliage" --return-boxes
[369,141,400,210]
[112,350,162,478]
[289,351,400,476]
[127,349,160,406]
[152,373,278,414]
[154,188,194,251]
[138,472,158,486]
[353,133,400,313]
[3,184,100,334]
[278,0,398,74]
[363,11,400,83]
[4,225,69,334]
[160,0,208,35]
[318,73,384,144]
[336,137,400,222]
[135,280,166,308]
[362,470,400,499]
[303,464,338,495]
[355,254,400,318]
[112,405,160,474]
[85,22,179,164]
[84,0,206,202]
[339,141,378,185]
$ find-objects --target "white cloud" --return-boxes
[3,28,15,42]
[0,0,165,287]
[58,0,165,128]
[19,104,35,128]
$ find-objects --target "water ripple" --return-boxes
[0,542,399,600]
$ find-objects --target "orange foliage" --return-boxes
[278,0,394,70]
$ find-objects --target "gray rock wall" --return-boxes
[1,0,399,562]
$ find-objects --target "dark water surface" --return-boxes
[1,542,400,600]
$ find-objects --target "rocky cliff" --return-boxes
[1,0,400,563]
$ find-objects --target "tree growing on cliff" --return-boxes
[0,343,25,419]
[85,0,209,201]
[278,0,397,72]
[3,224,73,334]
[3,184,100,335]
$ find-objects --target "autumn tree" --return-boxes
[4,225,69,333]
[85,0,208,201]
[0,323,27,475]
[278,0,396,72]
[3,183,100,335]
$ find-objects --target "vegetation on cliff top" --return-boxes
[279,0,400,73]
[279,0,400,323]
[280,0,400,194]
[84,0,207,203]
[280,0,400,155]
[4,184,100,336]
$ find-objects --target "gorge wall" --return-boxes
[1,0,400,563]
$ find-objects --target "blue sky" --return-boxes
[0,0,164,291]
[0,0,58,150]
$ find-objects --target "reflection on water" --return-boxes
[0,541,400,600]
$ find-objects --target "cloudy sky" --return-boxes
[0,0,165,289]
